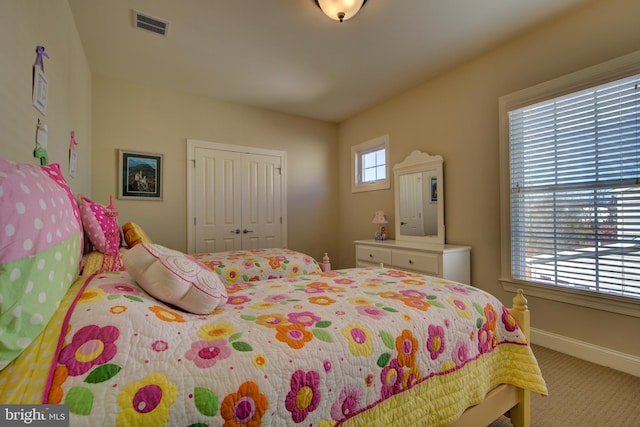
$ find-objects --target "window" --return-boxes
[351,135,390,193]
[499,51,640,316]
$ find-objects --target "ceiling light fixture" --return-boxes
[314,0,367,23]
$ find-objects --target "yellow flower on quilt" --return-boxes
[256,313,289,328]
[347,297,373,306]
[198,322,236,341]
[249,301,278,311]
[225,267,240,283]
[117,373,177,426]
[342,323,373,357]
[447,296,472,319]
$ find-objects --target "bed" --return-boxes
[0,158,547,426]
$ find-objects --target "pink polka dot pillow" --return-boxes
[78,196,120,253]
[0,158,83,369]
[123,243,227,314]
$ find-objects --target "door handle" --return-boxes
[230,229,240,234]
[243,229,254,234]
[401,221,407,225]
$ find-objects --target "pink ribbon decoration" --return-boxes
[69,130,78,150]
[34,45,49,72]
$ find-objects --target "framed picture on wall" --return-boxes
[118,150,163,200]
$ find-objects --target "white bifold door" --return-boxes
[187,140,286,254]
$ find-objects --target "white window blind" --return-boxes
[508,74,640,299]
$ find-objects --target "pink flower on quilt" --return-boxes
[380,358,403,399]
[285,370,321,423]
[385,270,410,278]
[58,324,119,376]
[501,306,518,332]
[399,289,427,299]
[304,281,329,294]
[426,324,446,360]
[331,386,362,421]
[446,284,472,295]
[185,339,232,368]
[333,278,355,285]
[288,311,321,326]
[477,323,498,354]
[264,294,289,303]
[100,283,142,295]
[227,295,251,306]
[355,305,387,320]
[152,340,169,352]
[451,339,470,365]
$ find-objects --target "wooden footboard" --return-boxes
[448,288,532,427]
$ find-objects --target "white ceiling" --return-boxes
[68,0,594,123]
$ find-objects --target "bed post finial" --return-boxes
[513,288,528,312]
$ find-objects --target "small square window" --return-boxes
[351,135,390,193]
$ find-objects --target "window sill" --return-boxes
[500,279,640,318]
[351,181,391,193]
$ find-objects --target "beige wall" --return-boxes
[337,0,640,357]
[91,75,339,262]
[0,0,91,196]
[3,0,639,360]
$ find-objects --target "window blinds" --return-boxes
[508,74,640,299]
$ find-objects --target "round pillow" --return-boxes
[123,243,227,314]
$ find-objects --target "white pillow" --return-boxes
[123,243,227,314]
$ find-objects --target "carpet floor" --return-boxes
[488,344,640,427]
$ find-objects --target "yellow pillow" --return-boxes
[122,222,152,248]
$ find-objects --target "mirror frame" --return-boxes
[393,150,445,244]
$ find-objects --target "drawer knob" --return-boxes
[409,259,414,264]
[369,253,374,258]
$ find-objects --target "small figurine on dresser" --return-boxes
[372,210,388,240]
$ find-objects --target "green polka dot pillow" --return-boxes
[0,158,83,370]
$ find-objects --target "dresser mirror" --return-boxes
[393,150,445,244]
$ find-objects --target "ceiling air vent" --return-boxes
[133,10,169,36]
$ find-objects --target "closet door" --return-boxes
[241,153,282,249]
[189,141,286,253]
[193,147,242,253]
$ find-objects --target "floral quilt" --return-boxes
[44,267,547,426]
[191,248,321,284]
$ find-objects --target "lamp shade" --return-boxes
[372,210,388,224]
[315,0,367,22]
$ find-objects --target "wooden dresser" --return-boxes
[354,239,471,284]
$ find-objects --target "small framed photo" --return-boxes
[118,150,163,200]
[430,176,438,203]
[32,66,48,115]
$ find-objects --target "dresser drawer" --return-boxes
[391,249,441,276]
[356,245,391,265]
